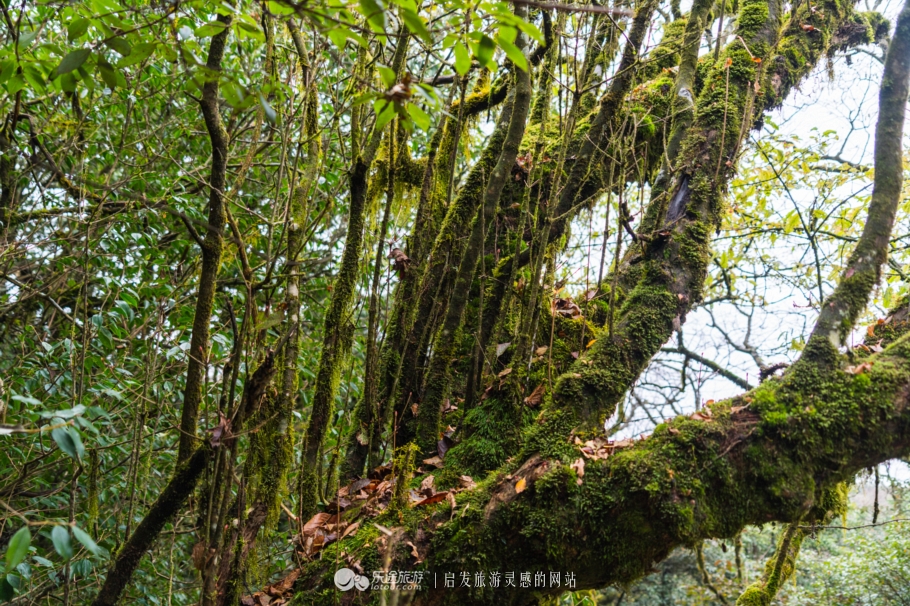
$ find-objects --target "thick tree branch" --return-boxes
[805,0,910,356]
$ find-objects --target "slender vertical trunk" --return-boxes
[416,18,534,453]
[178,13,233,464]
[298,30,411,518]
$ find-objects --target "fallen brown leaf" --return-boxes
[341,522,360,539]
[302,513,331,536]
[422,456,443,468]
[414,492,449,507]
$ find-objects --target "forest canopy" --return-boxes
[0,0,909,604]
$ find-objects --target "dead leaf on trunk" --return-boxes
[846,361,874,374]
[496,342,511,357]
[524,383,545,407]
[570,458,585,485]
[437,435,454,459]
[191,541,209,571]
[388,247,413,275]
[514,478,527,494]
[210,411,231,448]
[535,345,548,356]
[407,540,423,563]
[551,297,582,319]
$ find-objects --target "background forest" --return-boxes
[0,0,909,603]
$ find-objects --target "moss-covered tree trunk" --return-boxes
[288,0,910,604]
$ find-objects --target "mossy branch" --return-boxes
[416,9,534,453]
[804,0,910,357]
[178,11,233,464]
[296,331,910,603]
[548,0,864,432]
[298,28,410,518]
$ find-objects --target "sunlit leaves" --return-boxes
[400,8,432,43]
[357,0,387,33]
[496,30,526,71]
[453,41,471,75]
[406,102,430,130]
[469,33,497,71]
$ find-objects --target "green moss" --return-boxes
[391,443,419,511]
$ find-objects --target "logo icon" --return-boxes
[334,568,369,591]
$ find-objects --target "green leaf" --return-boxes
[377,65,396,88]
[9,394,38,406]
[373,100,395,131]
[97,60,119,89]
[51,526,73,560]
[22,65,46,94]
[0,60,15,86]
[259,94,277,124]
[71,527,100,556]
[406,102,430,130]
[498,25,517,44]
[400,8,431,43]
[496,36,527,71]
[357,0,387,33]
[40,405,85,420]
[6,75,24,95]
[514,19,545,45]
[68,18,91,42]
[327,28,348,49]
[51,425,78,458]
[195,20,229,38]
[5,528,31,571]
[68,427,85,459]
[54,49,91,78]
[117,42,156,68]
[453,42,471,76]
[104,37,132,57]
[17,31,36,47]
[473,34,496,71]
[0,577,13,602]
[267,0,296,15]
[235,21,265,43]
